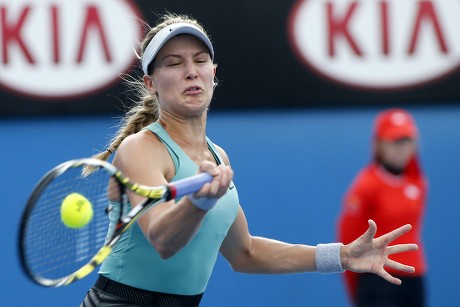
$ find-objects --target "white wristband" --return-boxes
[315,243,345,273]
[188,193,218,211]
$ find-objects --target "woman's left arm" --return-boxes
[215,146,417,282]
[215,145,317,273]
[220,207,317,274]
[221,213,417,283]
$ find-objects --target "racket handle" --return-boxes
[170,172,213,198]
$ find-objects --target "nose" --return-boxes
[185,62,198,80]
[186,72,197,80]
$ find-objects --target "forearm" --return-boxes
[146,197,207,258]
[231,236,317,274]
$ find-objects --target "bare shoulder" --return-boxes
[113,129,175,183]
[116,130,162,160]
[213,143,231,166]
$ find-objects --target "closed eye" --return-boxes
[167,62,181,67]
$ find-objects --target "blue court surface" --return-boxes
[2,106,459,306]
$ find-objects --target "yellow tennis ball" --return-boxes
[60,193,94,228]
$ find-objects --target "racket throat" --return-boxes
[167,186,176,200]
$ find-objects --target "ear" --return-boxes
[212,64,217,88]
[143,75,157,95]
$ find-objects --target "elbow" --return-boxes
[152,241,180,259]
[230,259,253,274]
[230,262,246,273]
[149,235,181,259]
[157,249,176,260]
[227,249,253,273]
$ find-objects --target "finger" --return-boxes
[193,182,211,198]
[229,166,234,179]
[376,224,412,245]
[199,161,219,176]
[377,270,402,285]
[386,244,418,255]
[215,165,228,197]
[211,165,231,196]
[385,259,416,273]
[360,219,377,243]
[223,165,233,183]
[208,167,223,196]
[217,166,235,197]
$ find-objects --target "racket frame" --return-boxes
[19,158,211,287]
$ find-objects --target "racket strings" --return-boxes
[22,165,121,282]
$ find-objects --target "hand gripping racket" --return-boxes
[18,158,212,287]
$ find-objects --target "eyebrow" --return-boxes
[160,50,209,61]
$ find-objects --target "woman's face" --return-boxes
[146,34,215,116]
[376,138,417,169]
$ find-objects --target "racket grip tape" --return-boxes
[169,172,213,199]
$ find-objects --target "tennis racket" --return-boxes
[18,158,212,287]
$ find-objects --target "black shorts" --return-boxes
[356,273,426,307]
[80,275,203,307]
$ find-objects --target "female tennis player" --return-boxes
[338,108,427,306]
[80,14,418,307]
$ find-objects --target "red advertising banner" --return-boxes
[0,0,458,116]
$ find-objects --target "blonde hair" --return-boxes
[87,13,209,167]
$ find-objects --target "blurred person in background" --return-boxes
[337,108,427,307]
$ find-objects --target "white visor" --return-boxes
[141,23,214,75]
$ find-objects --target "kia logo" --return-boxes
[288,0,460,90]
[0,0,143,100]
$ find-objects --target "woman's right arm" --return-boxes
[112,130,232,259]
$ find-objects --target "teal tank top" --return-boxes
[99,122,239,295]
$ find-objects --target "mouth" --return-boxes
[183,86,203,94]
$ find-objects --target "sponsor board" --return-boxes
[288,0,460,90]
[0,0,143,100]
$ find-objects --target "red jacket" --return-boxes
[337,160,427,302]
